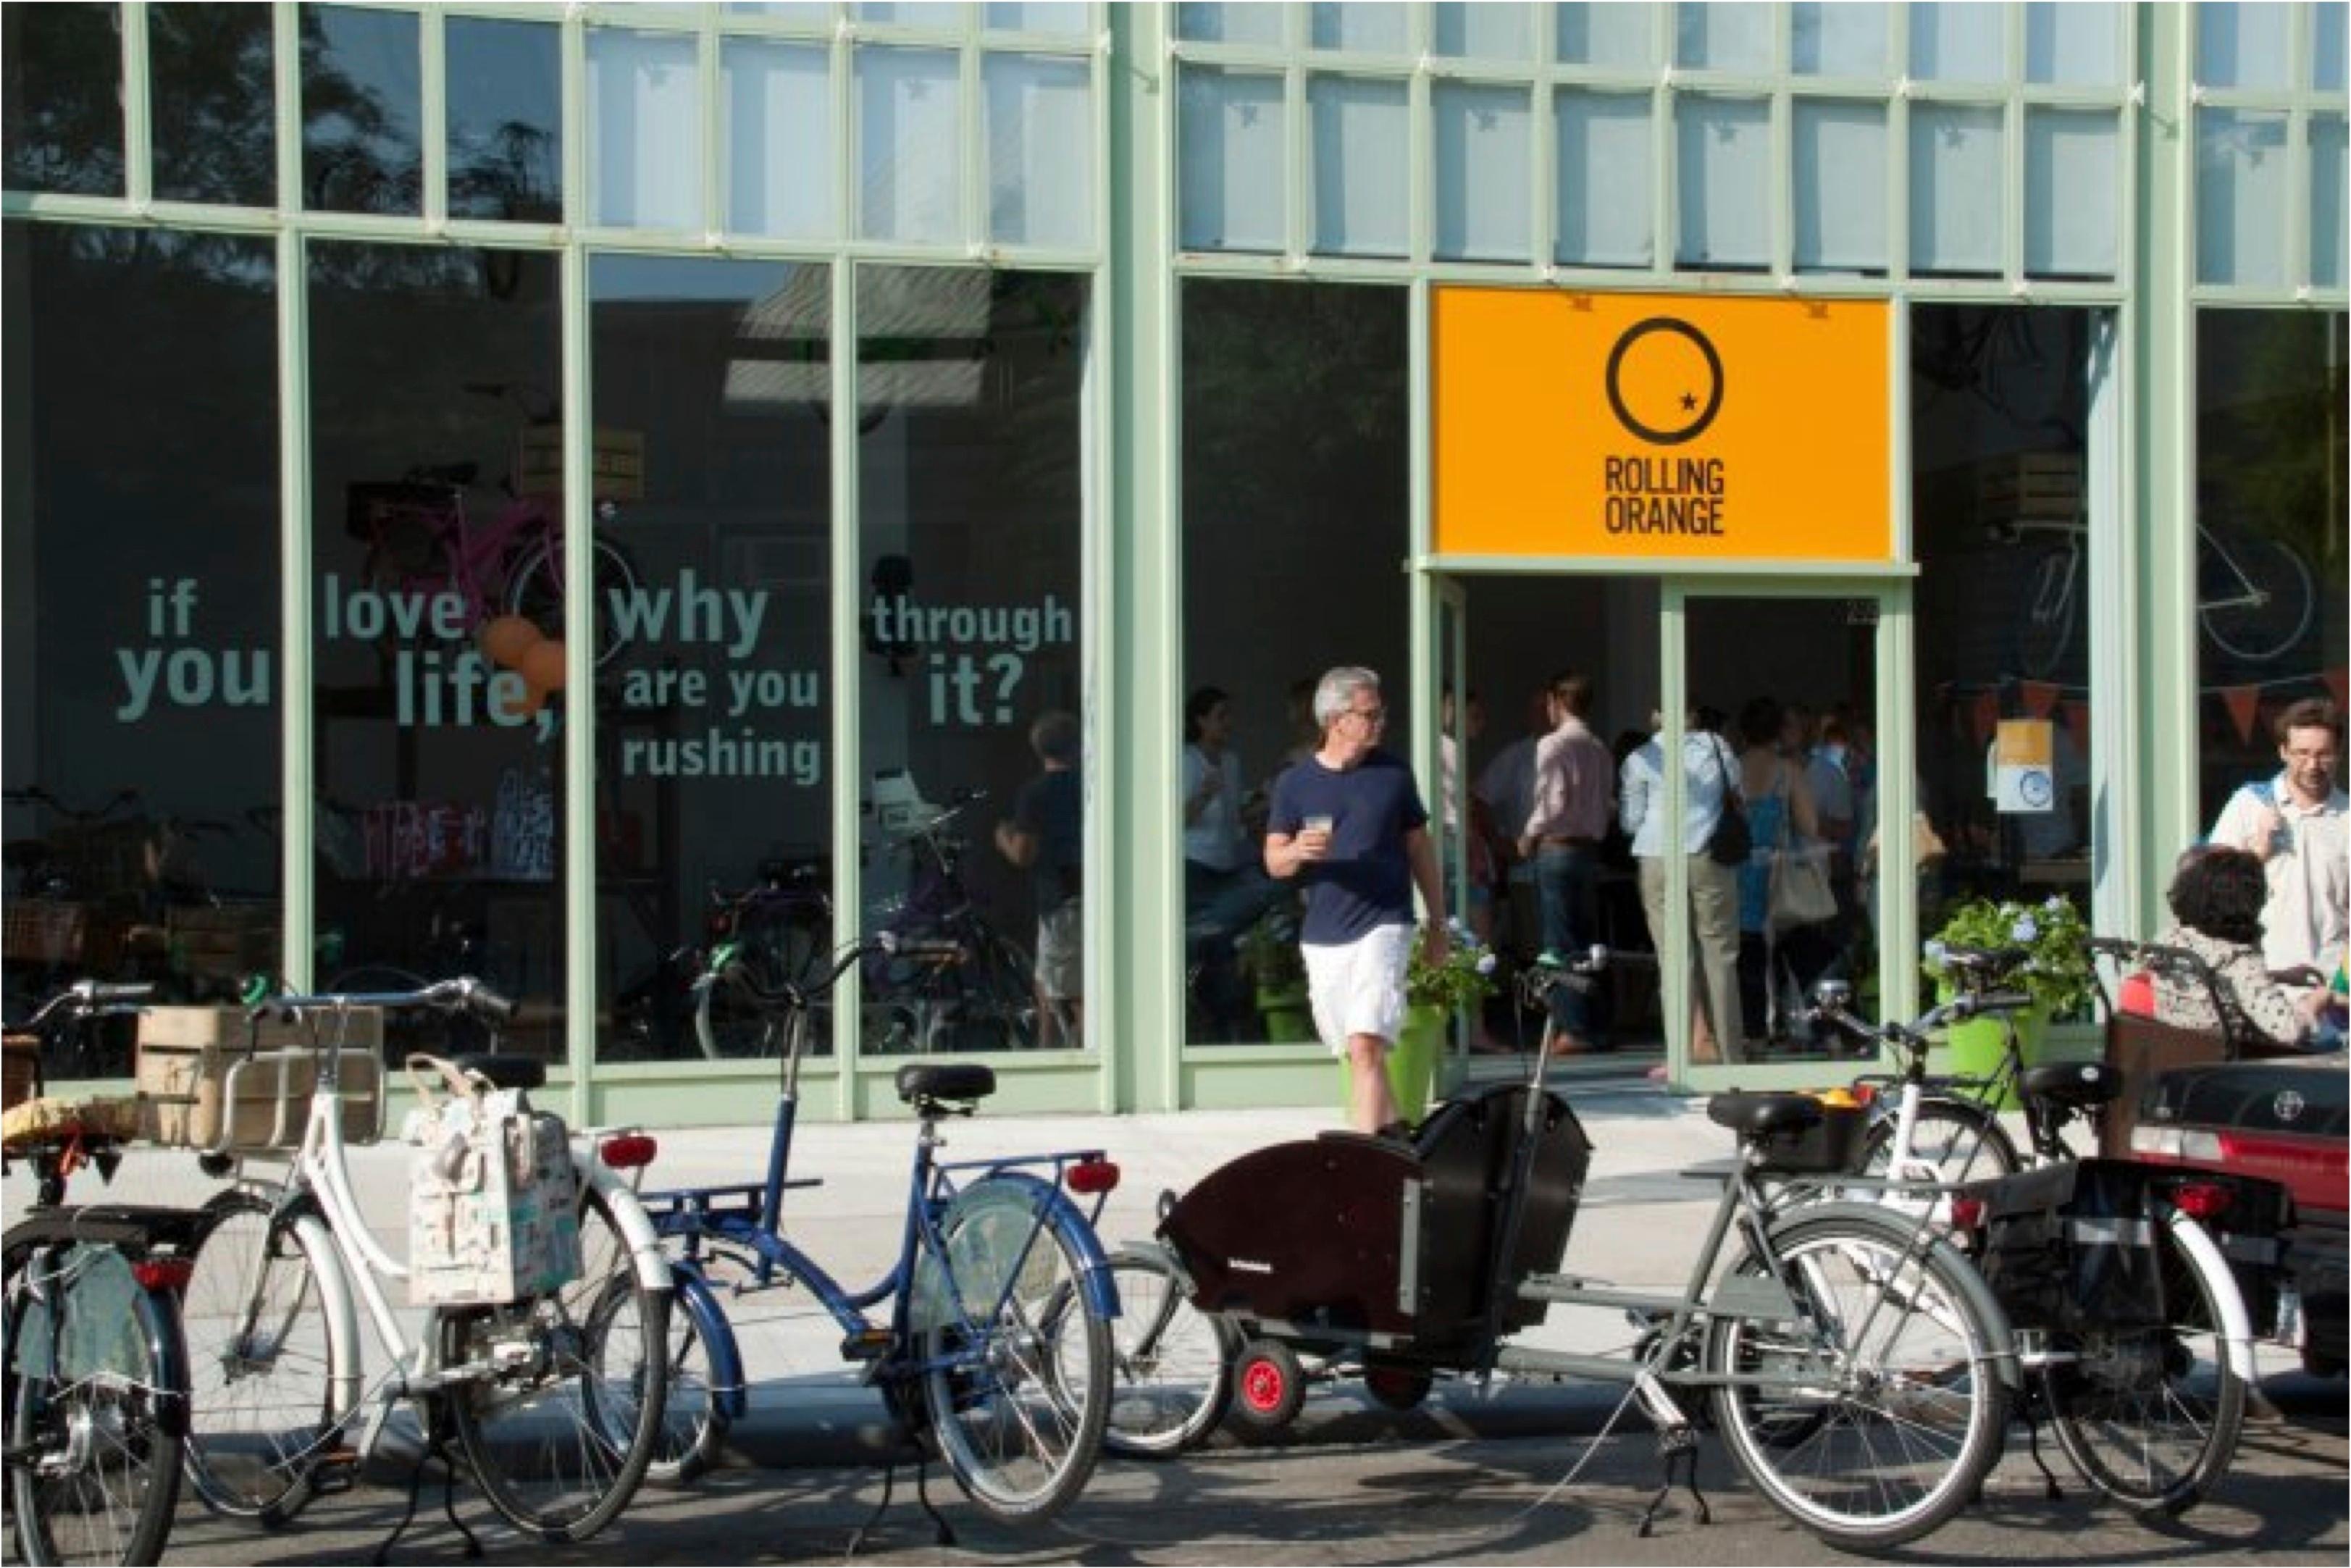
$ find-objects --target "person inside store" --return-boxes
[1475,684,1551,963]
[1518,671,1614,1054]
[1265,666,1449,1136]
[2152,844,2336,1050]
[1735,696,1840,1052]
[1619,705,1744,1067]
[2207,696,2347,995]
[1182,684,1283,1039]
[995,709,1084,1049]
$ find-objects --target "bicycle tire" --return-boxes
[1706,1204,2011,1552]
[966,930,1045,1052]
[444,1181,670,1543]
[6,1244,184,1567]
[505,535,639,671]
[1098,1248,1232,1459]
[2199,529,2316,664]
[2044,1209,2247,1518]
[638,1270,731,1488]
[177,1193,345,1525]
[1860,1094,2021,1188]
[2016,543,2079,681]
[916,1178,1110,1523]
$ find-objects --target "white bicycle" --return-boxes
[170,978,672,1554]
[2001,516,2316,677]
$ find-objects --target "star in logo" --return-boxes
[1679,391,1698,411]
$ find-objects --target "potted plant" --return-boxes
[1922,894,2095,1104]
[1237,910,1312,1043]
[1346,921,1499,1125]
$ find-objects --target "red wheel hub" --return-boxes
[1241,1357,1286,1412]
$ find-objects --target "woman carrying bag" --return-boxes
[1734,697,1841,1051]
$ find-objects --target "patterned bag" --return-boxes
[403,1055,581,1307]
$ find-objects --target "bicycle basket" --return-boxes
[136,1006,385,1153]
[1961,1158,2166,1333]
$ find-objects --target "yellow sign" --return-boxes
[1431,288,1893,564]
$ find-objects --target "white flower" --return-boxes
[1924,939,1948,965]
[1475,952,1496,975]
[2011,915,2039,944]
[2043,895,2068,915]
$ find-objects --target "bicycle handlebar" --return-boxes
[250,974,518,1024]
[1809,981,2036,1055]
[10,978,154,1032]
[697,931,958,1010]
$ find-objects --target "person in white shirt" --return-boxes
[2206,697,2347,984]
[1183,686,1282,1039]
[1620,708,1745,1063]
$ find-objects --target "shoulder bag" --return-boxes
[1703,739,1753,867]
[1768,768,1839,934]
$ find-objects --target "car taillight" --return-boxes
[1065,1157,1120,1196]
[2129,1125,2226,1162]
[133,1257,194,1291]
[600,1133,659,1170]
[2167,1182,2232,1220]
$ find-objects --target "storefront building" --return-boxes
[4,3,2344,1127]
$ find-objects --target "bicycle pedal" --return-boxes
[840,1327,894,1362]
[311,1446,363,1494]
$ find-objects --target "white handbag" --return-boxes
[403,1055,582,1307]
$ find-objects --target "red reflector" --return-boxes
[132,1257,194,1291]
[1849,1083,1877,1108]
[600,1133,659,1170]
[1948,1197,1985,1231]
[2169,1182,2232,1220]
[1065,1157,1120,1196]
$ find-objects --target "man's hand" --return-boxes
[1423,920,1450,968]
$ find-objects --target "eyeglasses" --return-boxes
[1341,705,1387,727]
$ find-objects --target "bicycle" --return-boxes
[2,979,191,1567]
[1997,515,2316,676]
[866,793,1060,1053]
[645,933,1120,1532]
[690,857,834,1060]
[1811,944,2266,1518]
[171,977,673,1554]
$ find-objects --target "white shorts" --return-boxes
[1301,923,1413,1054]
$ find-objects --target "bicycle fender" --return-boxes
[2162,1208,2258,1381]
[668,1259,749,1423]
[140,1278,193,1439]
[1771,1199,2025,1394]
[970,1170,1122,1320]
[582,1158,676,1294]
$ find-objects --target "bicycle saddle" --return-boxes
[453,1053,546,1093]
[2020,1060,2121,1111]
[1705,1092,1825,1138]
[895,1062,995,1106]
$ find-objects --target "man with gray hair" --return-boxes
[1265,667,1449,1134]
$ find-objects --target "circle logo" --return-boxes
[2018,769,2053,809]
[1604,318,1725,446]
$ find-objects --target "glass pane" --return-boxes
[726,40,837,239]
[1675,95,1771,271]
[2027,109,2120,280]
[2314,114,2348,289]
[2196,108,2291,288]
[1793,1,1890,77]
[1910,1,2006,82]
[1910,105,2005,277]
[590,255,833,1062]
[1311,3,1408,53]
[1556,90,1654,267]
[151,4,276,206]
[301,4,422,215]
[2,4,124,196]
[1181,281,1409,1048]
[2319,2,2347,91]
[858,269,1088,1054]
[1177,3,1282,46]
[2193,314,2349,915]
[1794,101,1887,273]
[984,4,1090,35]
[856,46,963,244]
[857,4,967,26]
[1436,3,1534,61]
[728,3,834,21]
[1433,83,1533,263]
[448,19,562,223]
[589,28,705,230]
[1178,66,1286,252]
[308,243,564,1062]
[986,54,1093,248]
[1675,1,1772,71]
[1557,2,1656,68]
[2,229,281,1078]
[1309,75,1409,258]
[2026,1,2123,86]
[2197,1,2293,90]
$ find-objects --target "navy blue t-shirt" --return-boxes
[1265,749,1430,944]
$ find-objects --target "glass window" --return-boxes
[1794,101,1887,274]
[2,4,124,196]
[1675,95,1771,271]
[1556,2,1656,68]
[1793,2,1890,77]
[1180,280,1409,1048]
[301,3,422,216]
[1311,3,1408,54]
[2196,108,2292,288]
[2026,109,2119,280]
[726,40,838,239]
[2193,313,2349,839]
[2315,114,2348,290]
[1675,1,1772,72]
[308,243,565,1063]
[2,227,281,1080]
[590,28,705,231]
[448,19,562,224]
[2319,2,2348,91]
[1177,4,1282,47]
[1178,67,1286,253]
[984,4,1088,35]
[857,268,1088,1055]
[729,3,834,22]
[2197,1,2294,91]
[984,54,1094,249]
[1910,1,2006,83]
[1556,90,1654,267]
[858,4,968,27]
[856,46,963,244]
[589,255,833,1062]
[1309,75,1409,259]
[1910,105,2005,277]
[151,4,276,207]
[1433,84,1533,264]
[1436,3,1535,62]
[2025,1,2124,87]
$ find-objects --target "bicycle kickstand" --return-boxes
[376,1404,482,1565]
[1636,1424,1711,1539]
[847,1453,957,1556]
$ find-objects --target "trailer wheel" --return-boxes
[1364,1361,1432,1413]
[1228,1339,1305,1433]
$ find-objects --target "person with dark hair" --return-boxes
[997,710,1084,1048]
[2207,696,2346,986]
[1519,671,1613,1052]
[1734,696,1838,1049]
[2154,845,2332,1049]
[1183,685,1281,1039]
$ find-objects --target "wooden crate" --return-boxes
[167,904,280,983]
[1977,452,2084,519]
[514,425,645,503]
[137,1006,385,1152]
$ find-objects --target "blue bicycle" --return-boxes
[641,934,1121,1530]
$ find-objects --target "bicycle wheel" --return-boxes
[1099,1248,1232,1459]
[2199,529,2316,664]
[2015,545,2079,680]
[505,535,639,671]
[7,1246,183,1567]
[1860,1094,2021,1188]
[963,930,1044,1052]
[635,1269,730,1488]
[444,1181,670,1543]
[1707,1205,2011,1552]
[916,1179,1110,1523]
[177,1193,346,1524]
[2045,1212,2247,1518]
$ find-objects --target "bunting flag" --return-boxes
[1971,691,2002,747]
[2019,680,2061,720]
[2063,699,2092,747]
[2222,685,2263,745]
[2327,667,2348,710]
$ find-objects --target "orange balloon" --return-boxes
[479,614,543,670]
[520,637,568,693]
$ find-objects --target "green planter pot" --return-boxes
[1255,986,1314,1044]
[1335,1002,1444,1127]
[1939,990,2046,1111]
